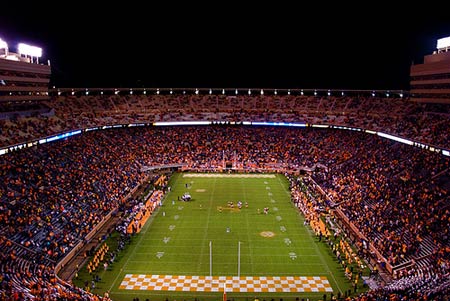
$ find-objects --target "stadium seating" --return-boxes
[0,93,449,300]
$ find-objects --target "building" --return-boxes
[410,36,450,104]
[0,41,51,118]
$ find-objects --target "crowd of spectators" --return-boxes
[0,129,147,299]
[0,112,448,299]
[312,137,449,267]
[0,94,449,149]
[289,173,449,300]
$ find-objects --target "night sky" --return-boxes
[1,4,449,90]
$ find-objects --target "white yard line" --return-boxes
[107,220,154,292]
[196,177,216,273]
[307,225,343,294]
[242,177,255,274]
[276,173,292,196]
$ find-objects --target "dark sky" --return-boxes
[1,4,449,90]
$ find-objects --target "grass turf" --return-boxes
[74,173,362,301]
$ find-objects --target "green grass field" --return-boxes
[74,173,360,301]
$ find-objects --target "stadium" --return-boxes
[0,31,450,301]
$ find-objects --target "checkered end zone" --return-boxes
[119,275,333,293]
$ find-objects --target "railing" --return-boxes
[333,207,393,273]
[305,176,394,274]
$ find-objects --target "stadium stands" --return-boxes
[1,120,449,299]
[1,92,449,150]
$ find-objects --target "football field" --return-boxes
[78,173,353,300]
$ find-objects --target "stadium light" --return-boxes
[314,90,317,96]
[437,36,450,50]
[235,89,238,95]
[287,89,291,95]
[248,89,251,95]
[327,90,331,96]
[274,90,277,95]
[0,38,8,54]
[209,89,212,95]
[300,90,304,96]
[222,89,225,95]
[195,88,199,95]
[18,43,42,63]
[260,89,264,95]
[156,89,160,95]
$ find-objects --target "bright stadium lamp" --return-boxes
[0,38,7,49]
[0,38,9,56]
[18,43,42,57]
[18,43,29,55]
[18,43,42,63]
[437,36,450,50]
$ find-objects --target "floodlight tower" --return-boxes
[0,39,50,103]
